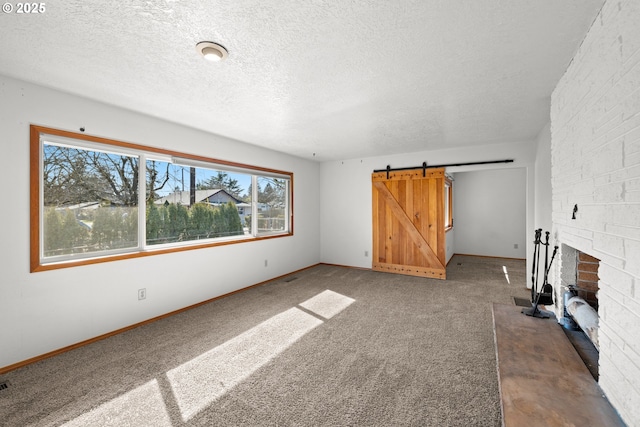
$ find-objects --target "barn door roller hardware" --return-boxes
[375,159,514,178]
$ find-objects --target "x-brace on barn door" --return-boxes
[372,167,446,279]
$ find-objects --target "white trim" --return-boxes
[251,175,258,237]
[172,156,291,179]
[42,134,141,158]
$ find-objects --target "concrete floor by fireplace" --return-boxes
[492,303,623,426]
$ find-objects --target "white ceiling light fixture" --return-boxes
[196,41,228,62]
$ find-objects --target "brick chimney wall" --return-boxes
[550,0,640,424]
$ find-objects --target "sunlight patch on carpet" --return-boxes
[167,307,323,421]
[299,289,355,319]
[503,266,511,284]
[61,380,171,427]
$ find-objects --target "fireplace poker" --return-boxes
[531,229,542,302]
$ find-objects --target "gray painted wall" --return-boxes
[534,123,552,234]
[453,168,527,259]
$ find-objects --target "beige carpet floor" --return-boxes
[0,255,529,426]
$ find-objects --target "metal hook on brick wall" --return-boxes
[572,204,578,220]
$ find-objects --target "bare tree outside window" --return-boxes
[42,143,140,257]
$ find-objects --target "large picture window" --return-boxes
[31,125,293,271]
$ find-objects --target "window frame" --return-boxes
[444,175,453,231]
[30,125,294,272]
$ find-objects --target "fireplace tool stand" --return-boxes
[523,229,558,318]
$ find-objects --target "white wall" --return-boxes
[445,228,455,264]
[550,0,640,424]
[534,123,553,235]
[453,168,527,259]
[0,75,321,369]
[320,140,536,285]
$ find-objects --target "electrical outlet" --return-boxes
[138,288,146,300]
[264,259,268,267]
[364,250,369,257]
[514,243,519,249]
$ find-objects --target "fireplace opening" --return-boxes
[559,244,600,380]
[575,251,599,311]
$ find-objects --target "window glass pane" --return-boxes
[444,183,449,226]
[257,176,288,234]
[145,161,251,245]
[42,142,139,259]
[444,179,453,229]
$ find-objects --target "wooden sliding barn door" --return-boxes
[372,167,446,279]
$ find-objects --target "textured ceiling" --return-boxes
[0,0,604,161]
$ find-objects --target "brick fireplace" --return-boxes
[557,244,601,355]
[549,0,640,424]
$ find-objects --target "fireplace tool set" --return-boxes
[523,228,558,318]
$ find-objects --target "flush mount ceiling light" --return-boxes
[196,41,228,62]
